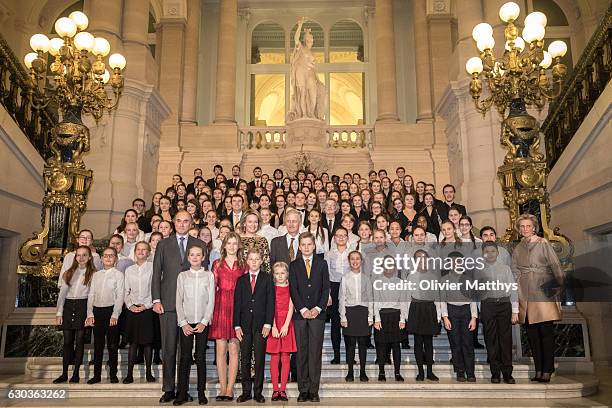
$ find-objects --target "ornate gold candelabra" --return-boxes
[466,2,573,262]
[19,11,126,281]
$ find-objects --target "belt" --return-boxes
[482,296,510,303]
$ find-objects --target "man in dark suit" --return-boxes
[225,195,245,229]
[186,168,203,195]
[289,232,330,403]
[436,184,467,221]
[247,166,263,198]
[272,168,284,189]
[206,164,223,189]
[227,165,245,189]
[234,249,275,403]
[322,199,341,248]
[152,210,209,403]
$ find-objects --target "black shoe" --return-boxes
[146,373,156,383]
[271,391,281,401]
[491,377,501,384]
[173,400,185,406]
[378,372,386,382]
[109,375,119,384]
[89,360,94,366]
[198,395,208,405]
[215,396,225,402]
[223,396,233,401]
[359,373,369,382]
[456,372,466,382]
[254,395,265,403]
[123,376,134,384]
[330,357,340,365]
[297,392,309,402]
[69,374,80,383]
[236,394,252,403]
[467,376,476,383]
[310,393,320,402]
[186,394,193,402]
[53,374,68,384]
[345,373,354,382]
[279,391,288,401]
[160,391,176,403]
[395,374,404,382]
[503,376,516,384]
[416,373,424,381]
[87,376,101,385]
[427,373,439,382]
[473,342,485,349]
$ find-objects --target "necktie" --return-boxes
[305,258,311,279]
[289,238,295,261]
[179,237,186,261]
[250,273,256,293]
[256,180,260,188]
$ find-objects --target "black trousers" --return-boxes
[92,306,119,377]
[481,300,513,377]
[525,317,555,374]
[446,304,475,377]
[344,335,367,372]
[329,282,341,356]
[177,324,209,401]
[413,334,433,373]
[239,325,268,397]
[376,342,400,374]
[294,319,325,394]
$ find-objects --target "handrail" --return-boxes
[542,5,611,169]
[0,34,57,159]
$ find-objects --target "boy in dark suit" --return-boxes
[234,249,275,403]
[289,232,330,403]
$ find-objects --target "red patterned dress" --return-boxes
[208,259,246,340]
[266,285,297,353]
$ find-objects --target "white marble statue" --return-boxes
[288,17,327,121]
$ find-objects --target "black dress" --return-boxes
[344,305,370,337]
[407,299,440,336]
[375,309,405,343]
[61,299,88,330]
[125,308,155,345]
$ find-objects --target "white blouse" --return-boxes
[56,267,91,317]
[176,268,216,327]
[124,261,154,309]
[338,271,373,323]
[87,267,125,319]
[325,246,353,283]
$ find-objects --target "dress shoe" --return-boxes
[186,393,193,402]
[456,373,466,382]
[254,395,265,403]
[236,394,252,403]
[530,372,542,382]
[69,374,80,383]
[173,400,186,406]
[503,376,516,384]
[223,396,234,401]
[378,372,386,382]
[87,376,101,385]
[359,373,369,382]
[159,391,176,403]
[330,357,340,365]
[146,373,156,383]
[395,373,404,382]
[271,391,281,401]
[416,373,424,381]
[467,376,476,383]
[491,376,501,384]
[123,376,134,384]
[109,375,119,384]
[215,396,225,402]
[279,391,288,401]
[198,395,208,405]
[345,373,354,382]
[426,373,439,382]
[310,393,320,402]
[297,392,309,402]
[53,374,68,384]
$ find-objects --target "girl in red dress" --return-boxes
[209,232,246,401]
[266,261,297,401]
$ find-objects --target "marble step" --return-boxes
[27,359,536,379]
[0,375,599,400]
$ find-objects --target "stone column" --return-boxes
[374,0,399,122]
[426,0,453,110]
[213,0,237,123]
[83,0,123,52]
[449,0,483,81]
[181,0,201,124]
[121,0,149,83]
[413,0,433,121]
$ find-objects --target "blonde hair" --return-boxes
[272,261,289,284]
[515,213,539,233]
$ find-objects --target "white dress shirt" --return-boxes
[259,224,279,246]
[56,267,90,317]
[176,268,216,327]
[124,261,154,309]
[338,271,374,323]
[372,274,409,322]
[87,267,125,319]
[307,227,328,255]
[115,254,135,273]
[235,270,272,330]
[325,245,352,283]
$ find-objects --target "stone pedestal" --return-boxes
[286,118,327,149]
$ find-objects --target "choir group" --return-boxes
[54,165,565,405]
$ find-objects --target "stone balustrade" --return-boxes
[239,126,287,150]
[326,125,374,149]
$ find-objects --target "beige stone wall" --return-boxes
[0,105,44,326]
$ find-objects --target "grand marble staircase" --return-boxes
[0,325,600,406]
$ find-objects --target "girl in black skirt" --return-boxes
[407,249,441,382]
[339,251,373,382]
[372,255,408,382]
[122,241,156,383]
[54,246,96,384]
